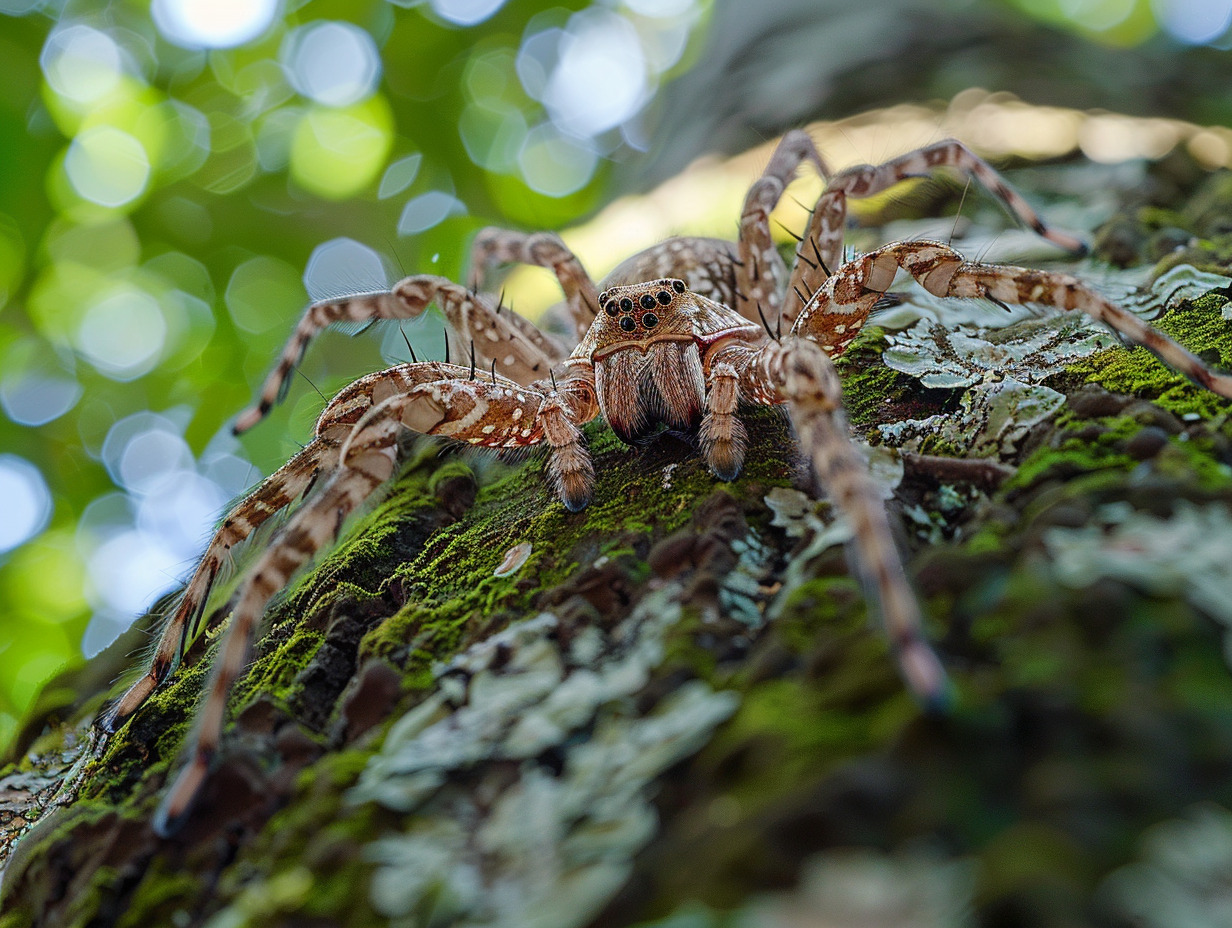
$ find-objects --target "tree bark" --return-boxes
[4,155,1232,928]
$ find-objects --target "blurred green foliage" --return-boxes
[0,0,709,750]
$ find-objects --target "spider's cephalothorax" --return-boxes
[96,130,1232,834]
[577,278,759,445]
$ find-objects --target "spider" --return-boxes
[96,131,1232,835]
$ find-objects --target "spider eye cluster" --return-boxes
[597,278,685,334]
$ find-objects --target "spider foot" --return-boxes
[700,415,747,482]
[897,637,954,714]
[153,755,210,836]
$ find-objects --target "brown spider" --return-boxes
[96,131,1232,835]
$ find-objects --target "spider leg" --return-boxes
[96,438,337,735]
[154,437,396,835]
[828,139,1086,255]
[704,338,949,706]
[155,362,598,833]
[468,228,601,344]
[807,240,1232,399]
[734,130,829,325]
[781,189,844,331]
[236,277,567,434]
[780,140,1087,330]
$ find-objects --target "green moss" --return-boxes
[359,412,797,678]
[1005,403,1232,497]
[832,327,957,430]
[1064,291,1232,418]
[113,867,201,928]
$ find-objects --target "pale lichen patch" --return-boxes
[349,588,739,926]
[878,317,1120,456]
[1043,501,1232,664]
[1100,804,1232,928]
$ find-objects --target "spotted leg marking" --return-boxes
[737,336,950,706]
[468,228,602,344]
[235,276,568,434]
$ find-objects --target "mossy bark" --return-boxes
[5,157,1232,928]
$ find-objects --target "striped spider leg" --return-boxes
[467,228,602,343]
[791,238,1232,400]
[97,425,347,735]
[154,361,599,833]
[233,274,570,436]
[778,135,1088,334]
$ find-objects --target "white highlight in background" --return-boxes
[1152,0,1232,43]
[284,21,381,107]
[0,456,52,554]
[152,0,279,49]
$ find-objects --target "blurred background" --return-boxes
[1,0,1231,753]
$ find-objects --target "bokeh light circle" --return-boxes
[152,0,280,49]
[40,25,125,105]
[75,289,167,380]
[397,191,467,235]
[64,127,151,209]
[518,124,597,196]
[430,0,507,27]
[305,238,387,300]
[285,21,381,107]
[1152,0,1232,43]
[0,456,52,554]
[543,10,647,138]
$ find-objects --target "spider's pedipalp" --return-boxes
[698,354,749,481]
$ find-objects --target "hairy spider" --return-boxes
[97,131,1232,834]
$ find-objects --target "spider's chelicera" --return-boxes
[97,131,1232,835]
